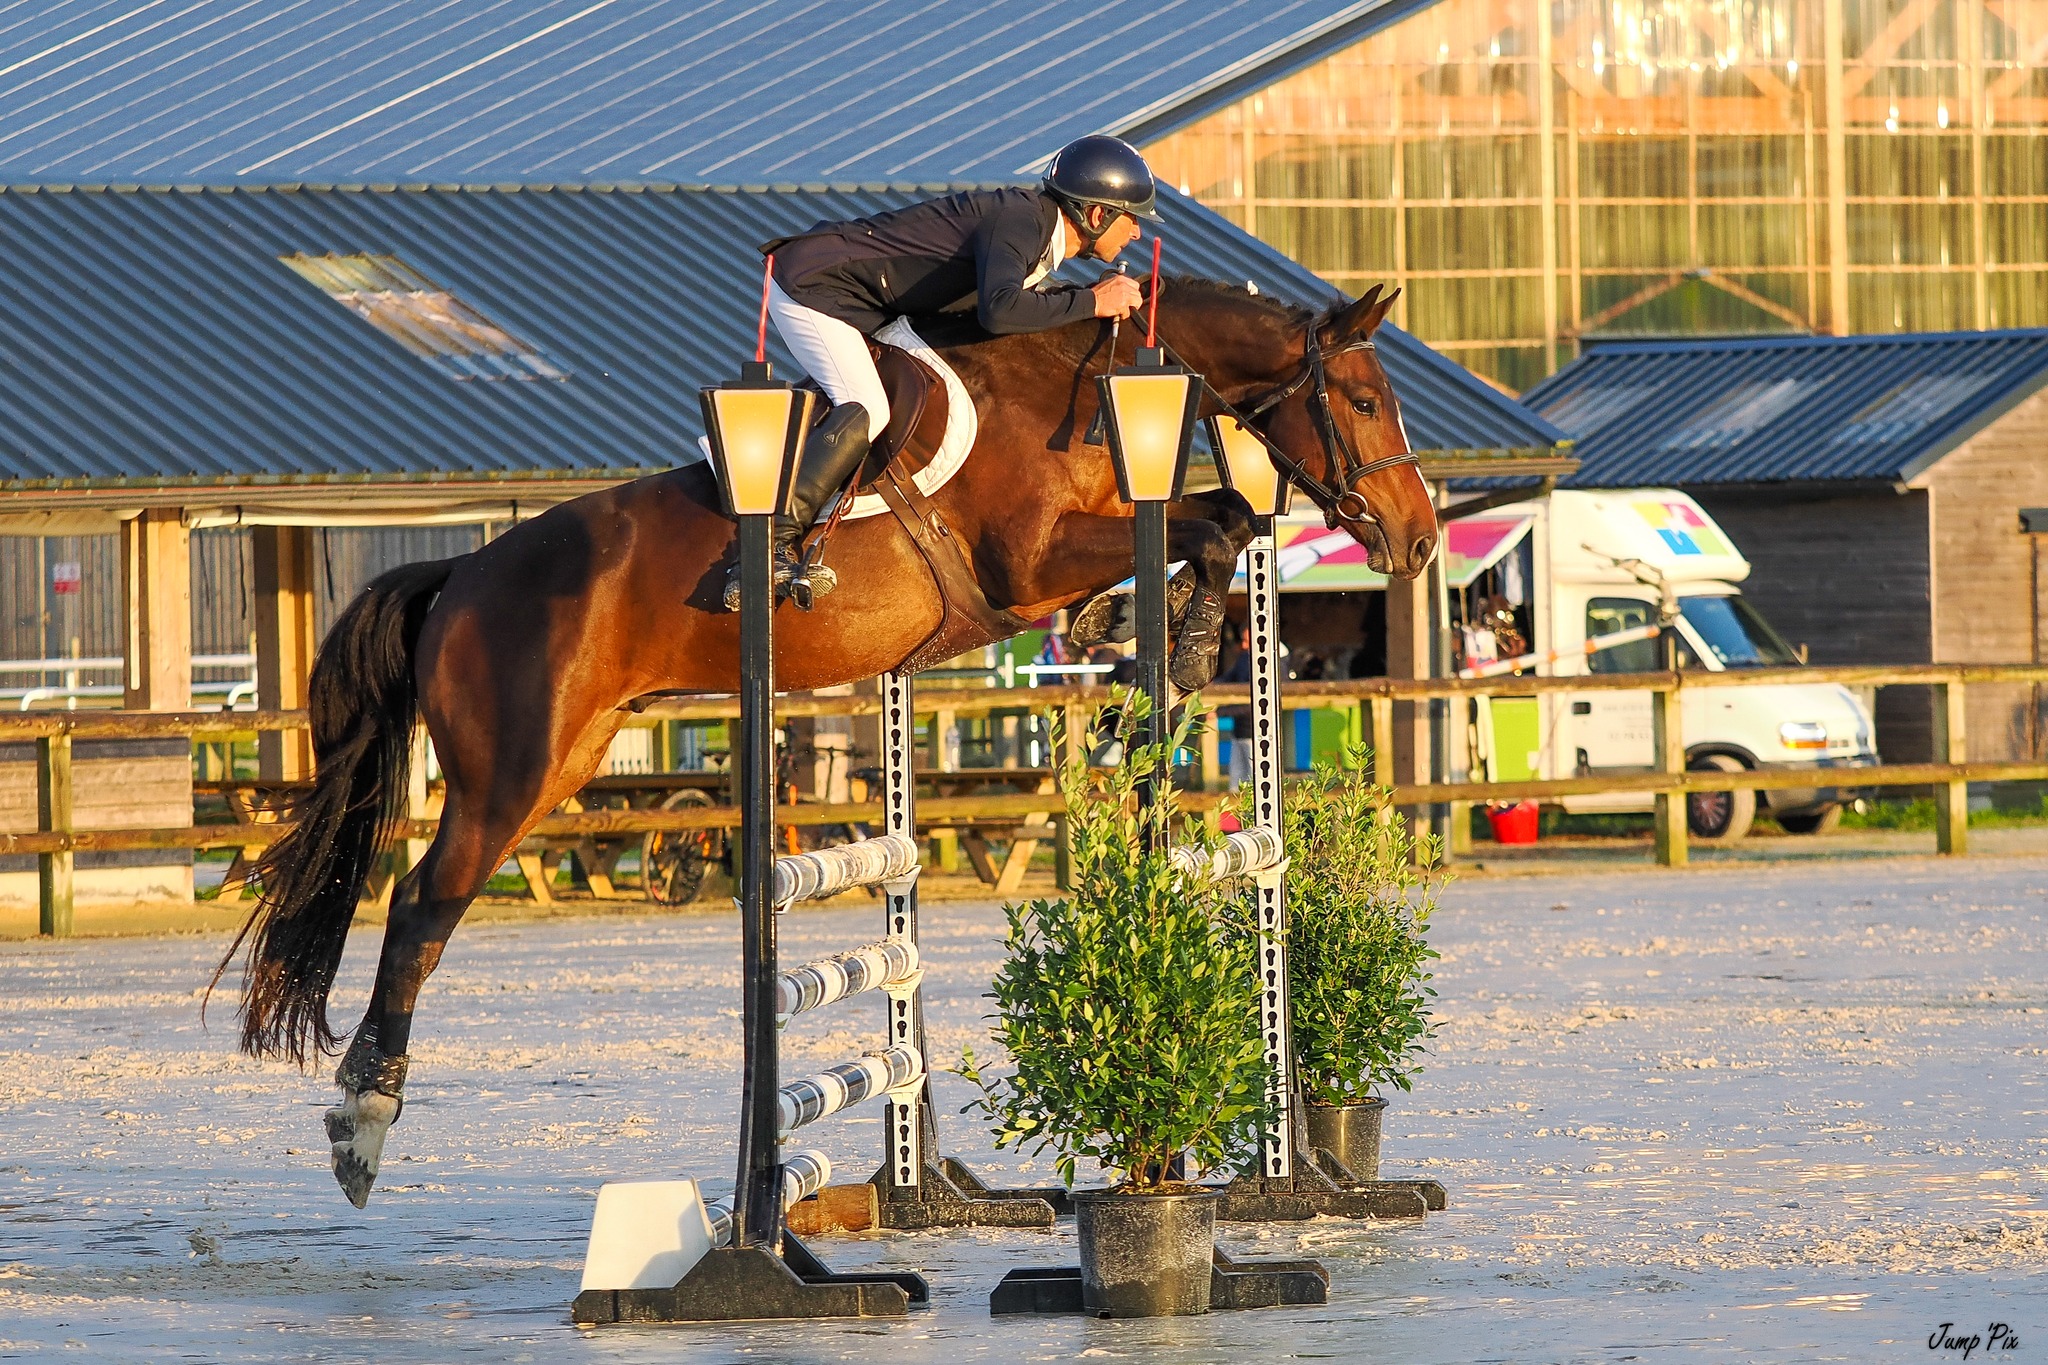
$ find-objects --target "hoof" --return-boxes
[1069,590,1132,647]
[1071,570,1195,648]
[1168,649,1221,693]
[326,1088,402,1209]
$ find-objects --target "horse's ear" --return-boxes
[1329,285,1401,340]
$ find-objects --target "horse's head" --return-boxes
[1256,286,1438,579]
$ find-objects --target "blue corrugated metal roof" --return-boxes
[0,0,1411,185]
[0,181,1557,492]
[1524,332,2048,489]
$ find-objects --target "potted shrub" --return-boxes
[964,692,1271,1317]
[1256,746,1442,1182]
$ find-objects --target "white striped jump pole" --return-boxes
[705,1148,833,1248]
[1167,826,1285,882]
[776,1045,924,1139]
[775,939,920,1023]
[771,831,920,907]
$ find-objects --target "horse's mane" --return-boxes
[1156,273,1320,330]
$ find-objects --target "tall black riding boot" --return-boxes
[722,401,872,611]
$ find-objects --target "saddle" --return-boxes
[805,342,1029,673]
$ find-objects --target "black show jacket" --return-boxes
[762,188,1097,337]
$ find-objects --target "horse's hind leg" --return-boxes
[326,714,622,1207]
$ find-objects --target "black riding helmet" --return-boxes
[1042,134,1163,230]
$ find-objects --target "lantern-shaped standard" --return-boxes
[1204,414,1293,519]
[1097,347,1201,503]
[698,360,817,518]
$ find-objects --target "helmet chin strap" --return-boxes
[1060,202,1121,256]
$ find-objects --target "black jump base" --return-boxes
[904,1155,1447,1224]
[1218,1161,1447,1221]
[572,1234,929,1325]
[990,1247,1329,1315]
[869,1158,1061,1229]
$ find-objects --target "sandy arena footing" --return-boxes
[1,854,2043,1361]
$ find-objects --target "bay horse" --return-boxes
[215,278,1437,1207]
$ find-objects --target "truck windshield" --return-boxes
[1678,596,1799,668]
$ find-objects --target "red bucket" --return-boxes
[1485,800,1540,845]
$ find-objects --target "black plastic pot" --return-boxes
[1305,1097,1385,1181]
[1072,1187,1220,1317]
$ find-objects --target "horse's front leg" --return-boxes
[1068,490,1257,653]
[1026,499,1252,690]
[1162,490,1256,690]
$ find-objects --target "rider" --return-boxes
[724,134,1159,610]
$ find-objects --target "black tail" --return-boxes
[211,557,457,1065]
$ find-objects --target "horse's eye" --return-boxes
[1352,397,1379,418]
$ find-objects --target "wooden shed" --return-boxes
[1524,331,2048,763]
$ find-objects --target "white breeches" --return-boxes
[767,279,891,441]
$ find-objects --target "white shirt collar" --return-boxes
[1024,212,1067,287]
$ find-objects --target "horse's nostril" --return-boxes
[1412,536,1435,565]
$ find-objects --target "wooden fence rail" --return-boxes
[10,663,2048,935]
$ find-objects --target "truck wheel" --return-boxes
[1776,805,1843,835]
[1687,753,1755,842]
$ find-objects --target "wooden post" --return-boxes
[1054,703,1086,890]
[120,508,194,913]
[1369,695,1395,791]
[37,733,74,938]
[1652,681,1688,868]
[252,525,318,780]
[1934,680,1968,856]
[1197,710,1222,791]
[1447,699,1472,856]
[122,508,192,710]
[1385,572,1432,845]
[403,724,433,878]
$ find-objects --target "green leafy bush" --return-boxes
[963,691,1273,1191]
[1253,746,1442,1103]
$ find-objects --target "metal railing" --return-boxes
[8,662,2048,935]
[0,653,260,710]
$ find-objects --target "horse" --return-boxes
[213,277,1438,1207]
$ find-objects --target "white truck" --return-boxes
[1470,489,1878,840]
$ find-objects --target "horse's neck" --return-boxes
[1152,299,1300,401]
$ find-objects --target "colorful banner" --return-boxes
[1231,513,1535,593]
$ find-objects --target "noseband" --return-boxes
[1230,326,1421,530]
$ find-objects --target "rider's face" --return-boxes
[1086,208,1143,261]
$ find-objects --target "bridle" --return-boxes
[1234,325,1420,529]
[1167,320,1421,531]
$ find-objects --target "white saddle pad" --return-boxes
[838,318,979,522]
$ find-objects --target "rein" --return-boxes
[1162,319,1421,531]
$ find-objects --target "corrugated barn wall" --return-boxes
[1,536,123,662]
